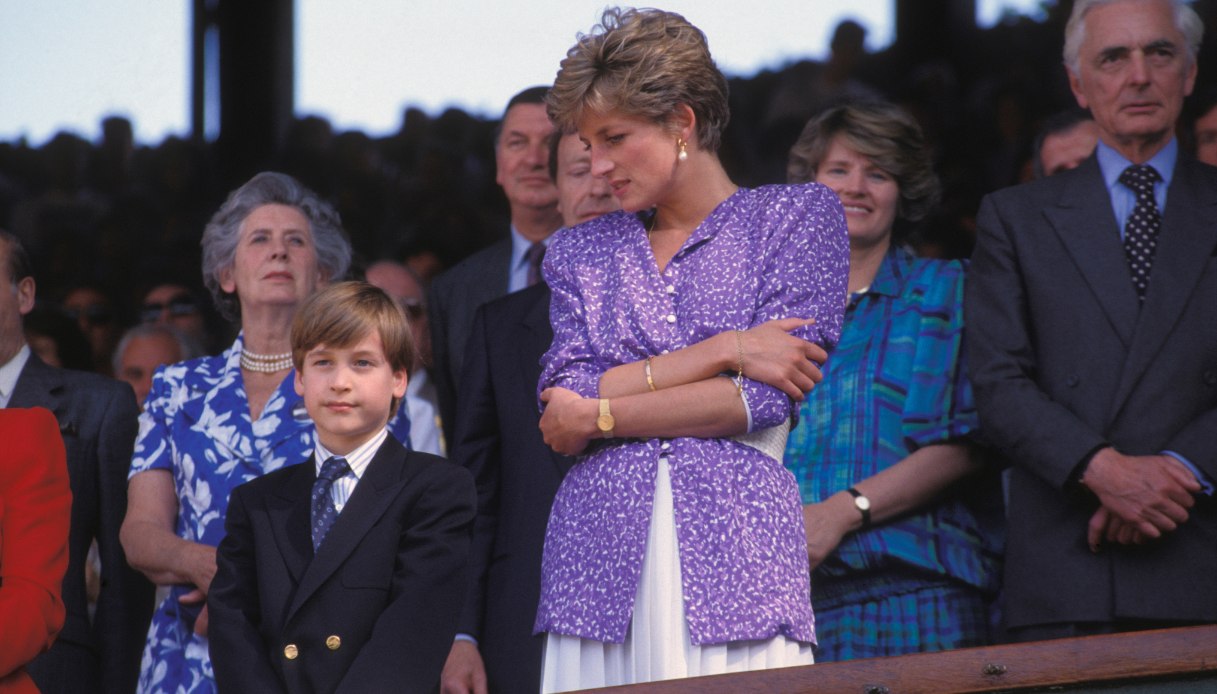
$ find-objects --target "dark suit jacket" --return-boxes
[454,283,574,693]
[12,354,153,694]
[428,238,511,453]
[208,435,475,694]
[965,154,1217,629]
[0,407,71,694]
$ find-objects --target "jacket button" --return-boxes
[1066,375,1080,387]
[326,635,341,651]
[284,644,299,660]
[1204,371,1217,386]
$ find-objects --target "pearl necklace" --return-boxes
[240,348,293,373]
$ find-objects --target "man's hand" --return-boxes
[1086,506,1151,551]
[441,640,488,694]
[1081,449,1200,539]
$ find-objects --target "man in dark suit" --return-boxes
[427,86,563,453]
[440,131,618,693]
[208,281,475,693]
[966,0,1216,642]
[0,230,153,694]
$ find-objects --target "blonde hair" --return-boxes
[291,281,414,416]
[547,7,730,152]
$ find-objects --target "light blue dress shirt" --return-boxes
[1095,137,1212,495]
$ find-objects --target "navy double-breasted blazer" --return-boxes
[209,435,474,694]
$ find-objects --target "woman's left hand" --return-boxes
[539,387,599,456]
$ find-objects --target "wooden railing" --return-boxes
[575,625,1217,693]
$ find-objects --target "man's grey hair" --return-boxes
[1064,0,1204,74]
[111,323,204,376]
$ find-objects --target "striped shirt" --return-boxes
[314,427,389,512]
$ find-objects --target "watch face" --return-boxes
[855,496,871,512]
[597,414,615,432]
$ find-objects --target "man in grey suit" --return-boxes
[0,231,153,693]
[966,0,1216,642]
[427,86,563,454]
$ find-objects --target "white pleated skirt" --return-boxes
[540,459,814,693]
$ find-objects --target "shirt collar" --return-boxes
[1096,137,1177,191]
[314,426,389,480]
[861,245,911,299]
[509,225,551,272]
[0,343,31,407]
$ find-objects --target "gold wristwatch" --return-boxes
[596,398,615,438]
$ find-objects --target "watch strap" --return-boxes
[846,486,871,529]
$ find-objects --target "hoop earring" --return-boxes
[677,138,688,162]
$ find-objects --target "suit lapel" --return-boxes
[268,458,316,586]
[1109,159,1217,414]
[10,356,75,436]
[1043,158,1141,347]
[521,285,551,400]
[287,437,410,618]
[518,286,575,477]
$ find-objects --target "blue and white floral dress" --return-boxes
[129,334,410,694]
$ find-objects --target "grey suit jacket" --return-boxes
[427,238,511,453]
[965,154,1217,629]
[13,354,154,694]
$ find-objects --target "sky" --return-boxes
[0,0,1044,146]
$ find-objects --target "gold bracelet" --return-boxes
[734,330,745,395]
[644,356,657,392]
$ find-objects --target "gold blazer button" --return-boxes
[326,635,342,651]
[283,644,299,660]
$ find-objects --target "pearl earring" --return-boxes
[677,138,688,162]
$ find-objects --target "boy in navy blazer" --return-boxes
[209,282,475,694]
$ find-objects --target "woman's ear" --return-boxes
[671,103,697,146]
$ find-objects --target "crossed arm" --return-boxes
[540,318,827,455]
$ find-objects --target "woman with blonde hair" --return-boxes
[536,7,848,689]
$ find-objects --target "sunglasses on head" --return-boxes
[63,304,114,326]
[399,297,425,320]
[140,296,199,323]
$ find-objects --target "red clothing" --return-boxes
[0,408,71,694]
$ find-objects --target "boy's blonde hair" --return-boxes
[291,281,415,416]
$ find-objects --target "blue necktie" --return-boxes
[1119,164,1163,301]
[311,456,350,551]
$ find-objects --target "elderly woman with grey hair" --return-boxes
[120,172,411,694]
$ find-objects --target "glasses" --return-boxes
[63,304,114,326]
[140,296,199,323]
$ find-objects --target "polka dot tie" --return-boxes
[311,456,350,551]
[1118,164,1162,301]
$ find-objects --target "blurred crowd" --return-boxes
[2,8,1213,381]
